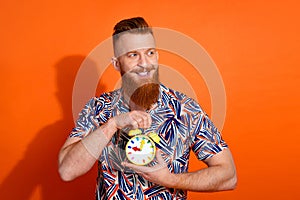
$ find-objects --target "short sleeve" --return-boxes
[191,112,228,161]
[69,97,99,138]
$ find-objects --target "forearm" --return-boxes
[58,119,117,181]
[171,163,237,192]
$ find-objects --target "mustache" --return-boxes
[130,64,157,73]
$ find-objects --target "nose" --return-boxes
[137,53,149,68]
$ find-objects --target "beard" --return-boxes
[121,66,160,110]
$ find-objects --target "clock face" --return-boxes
[125,135,156,166]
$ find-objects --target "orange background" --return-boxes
[0,0,299,199]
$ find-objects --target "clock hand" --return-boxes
[140,139,145,150]
[132,146,141,152]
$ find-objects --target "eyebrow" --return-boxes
[126,48,156,54]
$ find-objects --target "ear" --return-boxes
[111,57,120,72]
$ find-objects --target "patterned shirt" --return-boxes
[70,84,228,200]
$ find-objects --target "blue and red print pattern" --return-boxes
[70,84,228,199]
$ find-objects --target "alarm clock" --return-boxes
[125,129,160,166]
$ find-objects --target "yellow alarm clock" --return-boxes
[125,129,160,166]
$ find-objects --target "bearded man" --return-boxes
[58,17,237,200]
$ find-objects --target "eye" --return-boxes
[147,49,156,56]
[127,52,138,58]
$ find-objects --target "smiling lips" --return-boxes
[132,65,156,77]
[136,71,150,77]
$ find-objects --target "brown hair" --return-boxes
[113,17,152,36]
[112,17,153,50]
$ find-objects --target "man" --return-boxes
[58,17,237,199]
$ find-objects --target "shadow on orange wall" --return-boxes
[0,56,105,199]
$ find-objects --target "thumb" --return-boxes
[156,149,166,166]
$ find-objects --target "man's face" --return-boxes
[114,32,159,85]
[118,47,159,85]
[113,32,160,110]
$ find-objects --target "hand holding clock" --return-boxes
[122,150,177,188]
[111,110,152,130]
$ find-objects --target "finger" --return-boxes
[155,150,168,169]
[129,111,143,125]
[156,149,164,163]
[131,120,139,129]
[122,162,151,173]
[129,118,142,129]
[138,112,151,128]
[127,112,140,129]
[131,112,149,128]
[144,113,152,128]
[139,114,149,128]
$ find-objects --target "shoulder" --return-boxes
[91,89,121,105]
[84,89,121,115]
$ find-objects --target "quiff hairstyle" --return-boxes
[112,17,153,50]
